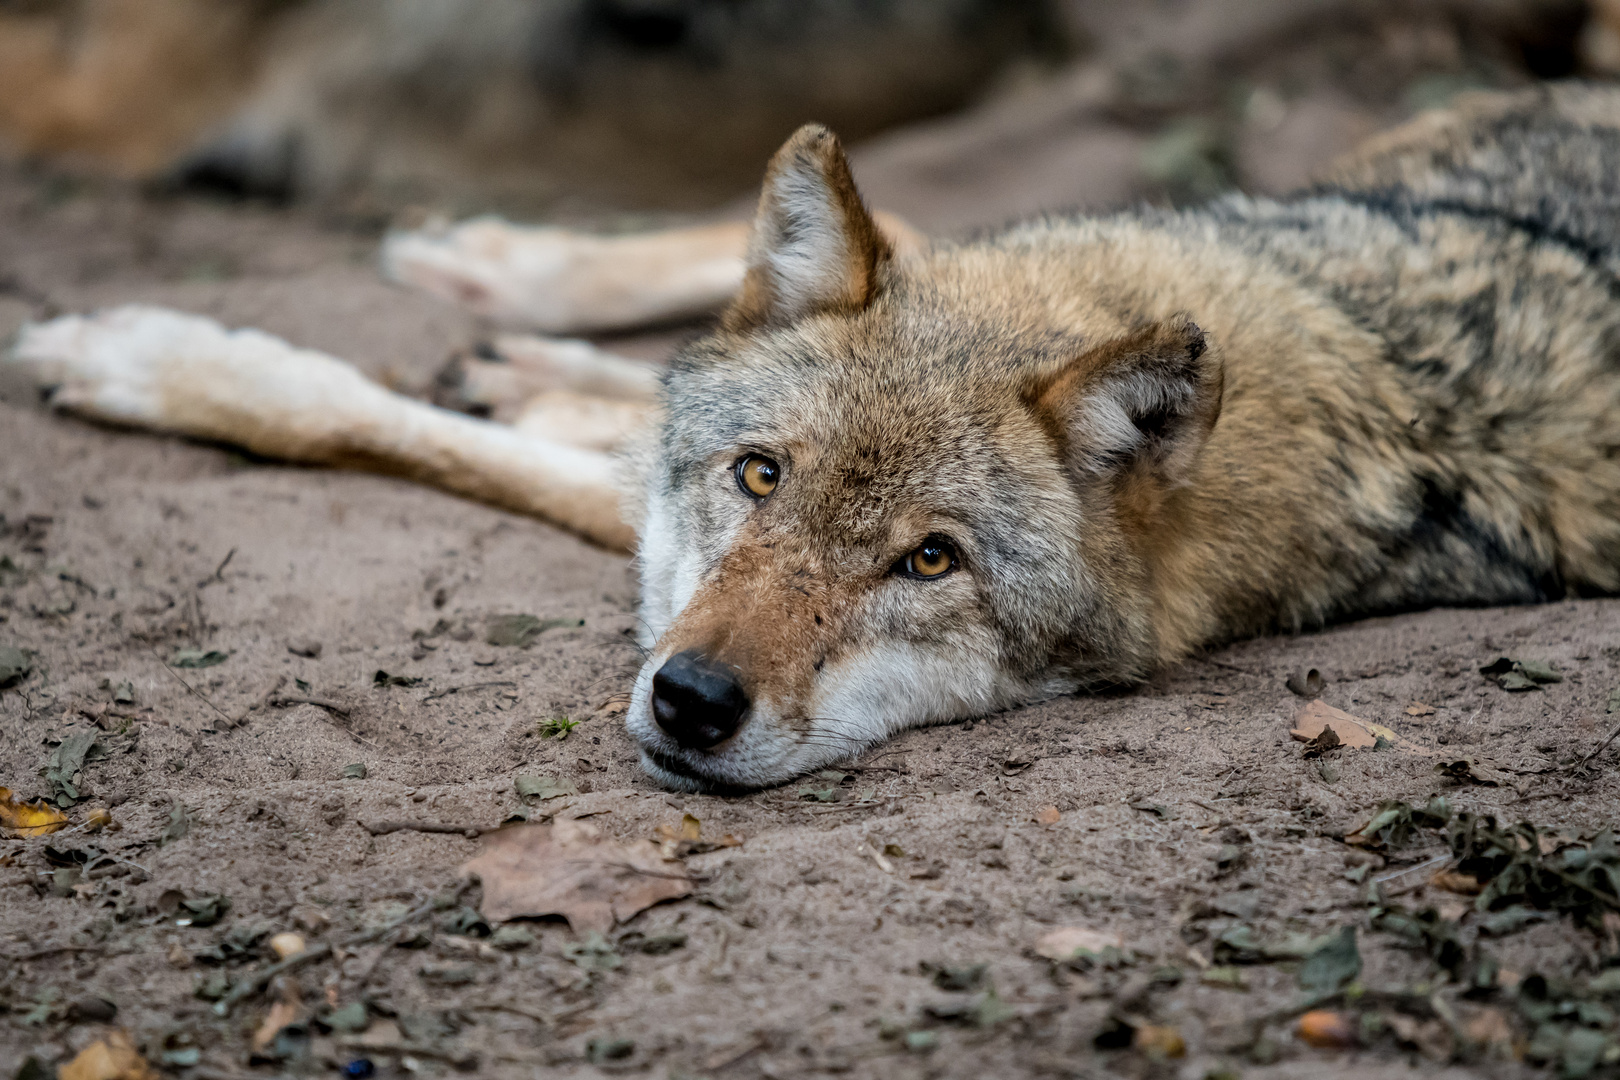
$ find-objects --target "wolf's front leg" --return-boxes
[7,305,637,550]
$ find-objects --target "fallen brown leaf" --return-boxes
[1034,926,1123,962]
[1289,701,1432,754]
[1132,1024,1185,1058]
[1465,1007,1516,1059]
[58,1030,160,1080]
[1035,805,1061,826]
[252,998,303,1052]
[1298,1010,1356,1049]
[0,786,69,836]
[462,819,692,933]
[1432,870,1482,895]
[1386,1013,1454,1061]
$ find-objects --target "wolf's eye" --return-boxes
[736,454,780,499]
[902,538,956,579]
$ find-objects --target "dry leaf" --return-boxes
[1289,701,1432,754]
[1431,870,1482,895]
[1034,926,1123,961]
[1434,757,1509,786]
[593,697,630,720]
[58,1029,160,1080]
[252,998,303,1052]
[0,786,69,836]
[462,819,692,933]
[1298,1010,1356,1049]
[1035,805,1061,826]
[1405,702,1436,717]
[1465,1008,1516,1058]
[1132,1024,1185,1058]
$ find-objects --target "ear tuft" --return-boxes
[1027,314,1222,486]
[722,124,892,333]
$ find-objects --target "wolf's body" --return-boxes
[0,0,1045,209]
[10,84,1620,790]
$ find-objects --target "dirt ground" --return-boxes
[4,22,1620,1080]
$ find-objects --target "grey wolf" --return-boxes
[10,84,1620,791]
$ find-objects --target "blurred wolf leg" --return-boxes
[380,212,924,335]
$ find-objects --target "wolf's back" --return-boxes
[1315,83,1620,276]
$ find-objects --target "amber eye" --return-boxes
[736,454,780,499]
[903,538,957,579]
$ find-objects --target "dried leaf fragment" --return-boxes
[1298,1010,1356,1048]
[57,1029,160,1080]
[1132,1024,1186,1058]
[461,819,692,933]
[1035,926,1124,963]
[1479,656,1561,690]
[0,646,31,689]
[1290,700,1430,754]
[0,786,69,836]
[514,774,577,801]
[252,998,303,1052]
[1431,870,1482,895]
[170,648,227,669]
[1434,757,1509,786]
[485,614,582,648]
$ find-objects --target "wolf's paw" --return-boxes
[382,217,585,331]
[6,305,222,424]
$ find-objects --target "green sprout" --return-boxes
[538,715,580,740]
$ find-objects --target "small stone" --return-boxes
[269,932,308,960]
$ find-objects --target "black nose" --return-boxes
[651,649,749,749]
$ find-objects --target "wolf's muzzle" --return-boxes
[650,649,749,749]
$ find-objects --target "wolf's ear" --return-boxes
[722,124,892,333]
[1026,315,1222,487]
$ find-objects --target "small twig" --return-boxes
[1374,853,1451,885]
[459,1001,593,1027]
[227,675,287,728]
[809,800,888,815]
[3,943,104,962]
[151,648,234,727]
[360,820,497,838]
[199,547,236,588]
[212,943,335,1016]
[269,694,351,717]
[1575,723,1620,772]
[421,680,516,703]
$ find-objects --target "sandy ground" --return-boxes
[4,48,1620,1080]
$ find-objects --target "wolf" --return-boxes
[0,0,1048,209]
[10,84,1620,791]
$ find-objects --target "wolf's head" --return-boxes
[626,125,1223,791]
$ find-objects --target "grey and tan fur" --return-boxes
[10,84,1620,791]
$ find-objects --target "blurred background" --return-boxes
[1,0,1617,237]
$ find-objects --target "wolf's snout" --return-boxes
[650,649,749,749]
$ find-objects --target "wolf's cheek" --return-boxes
[802,633,1019,744]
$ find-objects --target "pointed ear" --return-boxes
[1026,315,1223,486]
[721,124,892,333]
